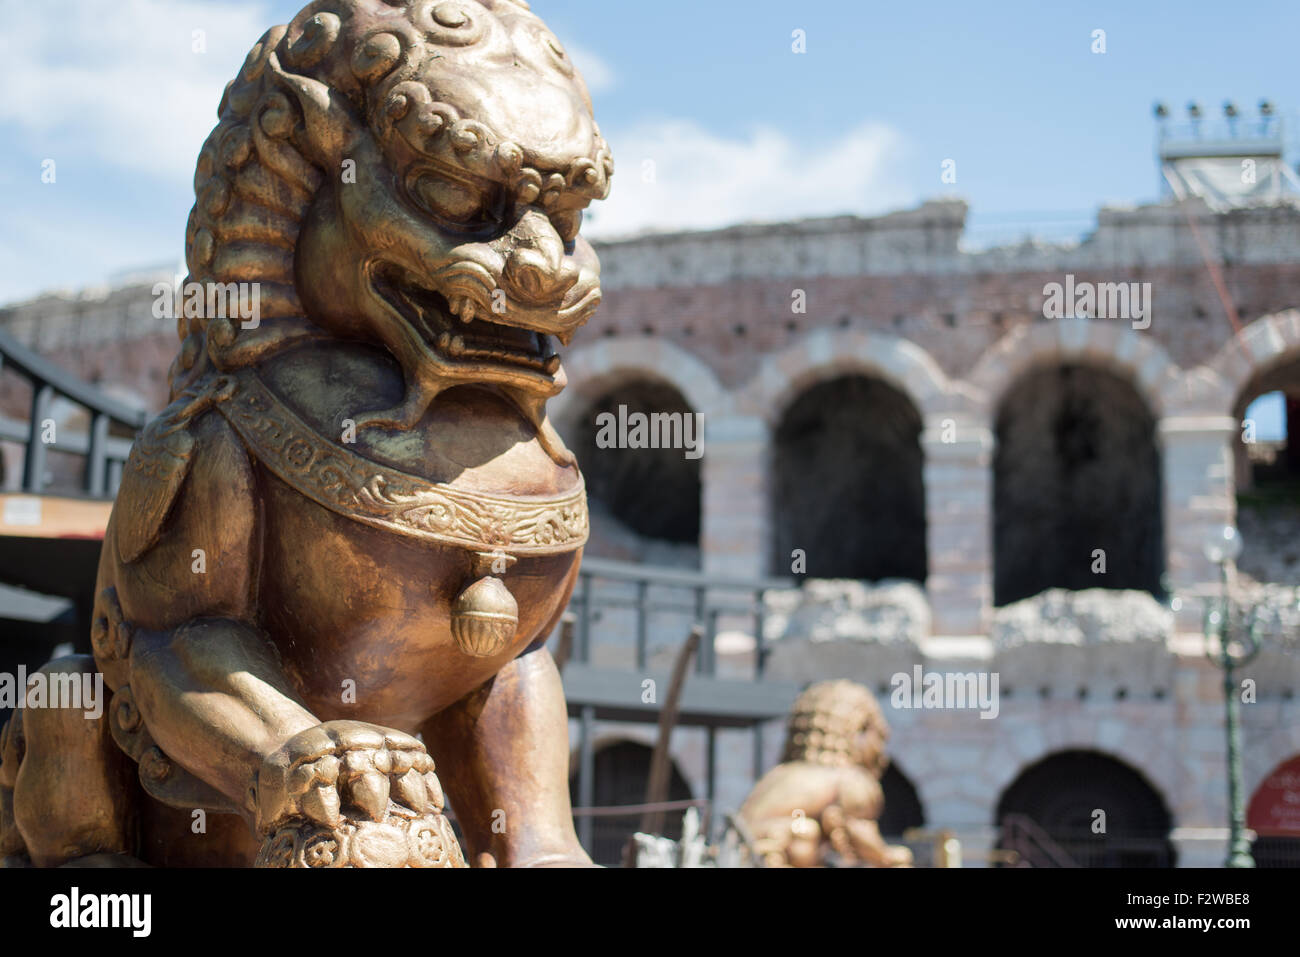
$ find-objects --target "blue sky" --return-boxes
[1,0,1297,312]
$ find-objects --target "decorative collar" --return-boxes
[213,368,587,555]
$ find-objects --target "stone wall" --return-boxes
[5,202,1299,627]
[573,579,1300,866]
[589,199,1300,387]
[5,198,1300,863]
[0,273,177,418]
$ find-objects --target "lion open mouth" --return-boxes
[373,266,561,376]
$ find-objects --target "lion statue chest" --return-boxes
[245,345,582,731]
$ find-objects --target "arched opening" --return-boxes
[572,380,701,568]
[879,762,925,840]
[771,375,926,581]
[570,739,693,868]
[994,363,1163,606]
[995,750,1175,867]
[1247,754,1300,867]
[1234,355,1300,585]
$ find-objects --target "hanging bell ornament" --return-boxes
[450,552,519,658]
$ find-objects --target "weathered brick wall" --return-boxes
[3,200,1299,635]
[0,275,176,419]
[584,265,1300,389]
[4,203,1300,852]
[5,200,1300,413]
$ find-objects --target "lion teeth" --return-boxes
[448,296,476,324]
[557,331,573,347]
[435,330,467,359]
[544,355,561,374]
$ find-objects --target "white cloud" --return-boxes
[0,0,271,182]
[566,42,614,94]
[584,120,915,239]
[0,4,912,300]
[0,1,618,181]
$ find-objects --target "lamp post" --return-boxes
[1202,525,1261,869]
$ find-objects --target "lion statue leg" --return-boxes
[106,609,465,868]
[844,816,913,867]
[422,640,590,868]
[0,709,27,866]
[3,656,139,867]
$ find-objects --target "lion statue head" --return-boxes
[173,0,612,457]
[780,679,891,777]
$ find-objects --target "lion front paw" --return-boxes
[257,720,438,828]
[254,720,466,868]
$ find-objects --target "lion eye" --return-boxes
[411,173,485,224]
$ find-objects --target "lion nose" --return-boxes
[505,248,562,302]
[502,210,576,304]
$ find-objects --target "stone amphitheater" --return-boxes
[4,194,1300,866]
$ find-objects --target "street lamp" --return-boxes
[1202,525,1262,868]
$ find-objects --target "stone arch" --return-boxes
[572,728,705,804]
[568,737,694,867]
[969,317,1181,419]
[991,728,1182,824]
[771,372,928,581]
[1210,311,1300,582]
[551,337,731,441]
[552,339,723,564]
[566,380,704,562]
[738,330,950,583]
[992,359,1164,604]
[735,328,956,425]
[880,759,926,839]
[993,747,1176,867]
[1208,309,1300,405]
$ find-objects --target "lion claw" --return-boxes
[257,720,444,835]
[352,769,390,821]
[394,768,428,811]
[425,771,445,811]
[301,786,341,827]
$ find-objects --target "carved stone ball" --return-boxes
[255,811,466,868]
[450,575,518,657]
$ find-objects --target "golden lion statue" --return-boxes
[0,0,610,867]
[738,680,913,868]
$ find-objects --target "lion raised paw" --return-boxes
[255,721,465,868]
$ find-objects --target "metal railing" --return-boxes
[1253,836,1300,868]
[999,814,1080,867]
[0,329,145,497]
[999,816,1177,868]
[1156,113,1282,146]
[572,798,712,868]
[567,555,792,679]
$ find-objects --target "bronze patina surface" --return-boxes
[0,0,611,868]
[738,681,914,868]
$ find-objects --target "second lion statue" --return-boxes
[738,681,914,868]
[0,0,613,868]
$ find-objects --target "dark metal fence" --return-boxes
[566,555,792,678]
[0,329,145,497]
[1253,836,1300,867]
[572,798,711,868]
[999,815,1176,867]
[561,557,798,853]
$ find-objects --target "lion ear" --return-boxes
[267,56,361,165]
